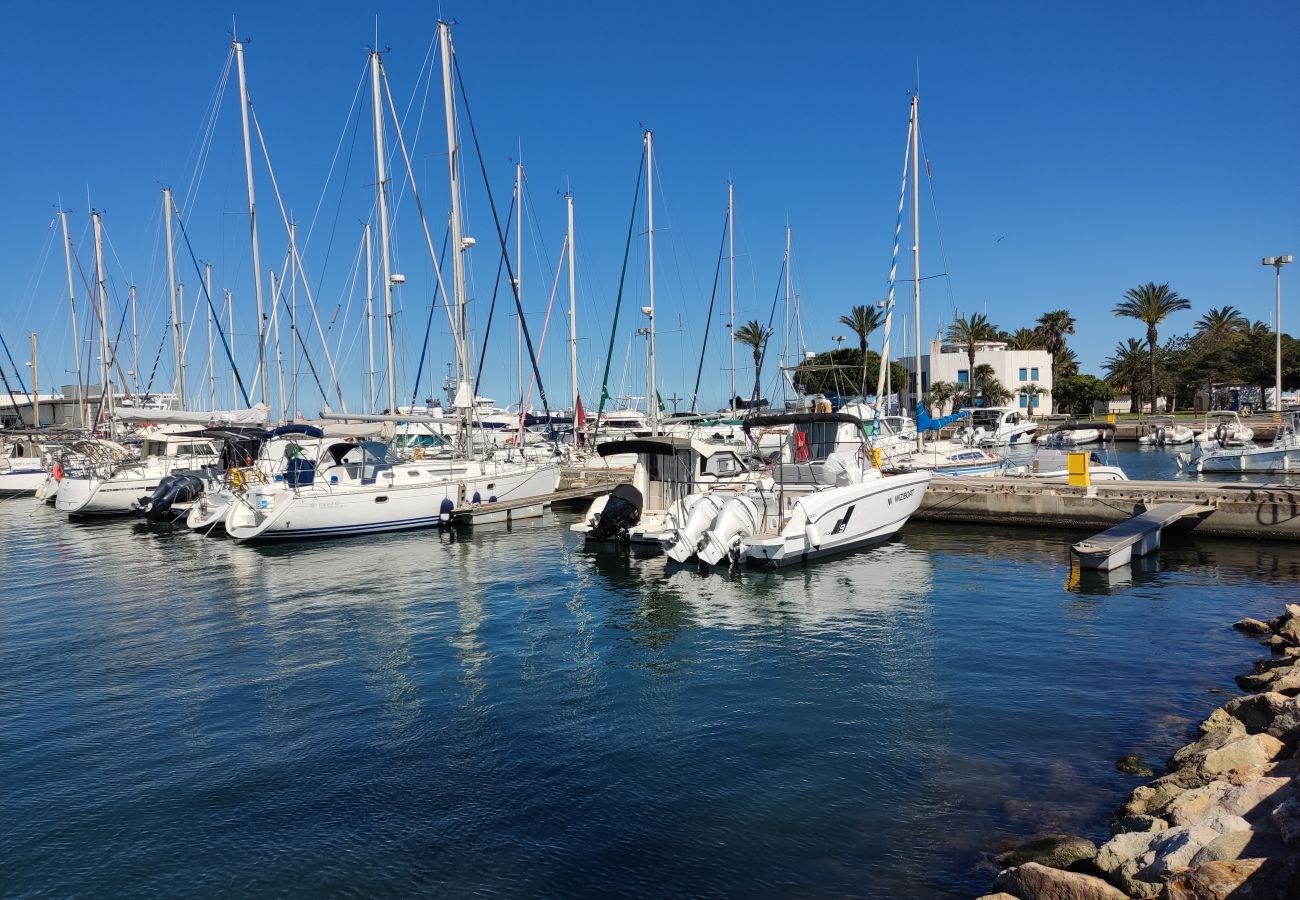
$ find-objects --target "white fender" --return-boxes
[697,494,762,566]
[665,493,726,562]
[804,521,822,550]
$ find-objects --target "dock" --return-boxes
[445,468,628,526]
[1070,502,1215,570]
[914,477,1300,542]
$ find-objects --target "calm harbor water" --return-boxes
[2,472,1297,898]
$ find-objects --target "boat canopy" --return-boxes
[597,436,695,457]
[740,412,863,432]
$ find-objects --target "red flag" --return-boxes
[575,394,587,429]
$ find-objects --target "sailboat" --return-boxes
[225,21,558,541]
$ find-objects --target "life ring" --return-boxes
[51,462,64,481]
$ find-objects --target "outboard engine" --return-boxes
[665,493,727,563]
[590,483,643,542]
[697,493,766,566]
[135,472,206,521]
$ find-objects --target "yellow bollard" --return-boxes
[1106,413,1116,425]
[1067,451,1091,487]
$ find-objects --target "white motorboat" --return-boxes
[1193,412,1255,447]
[1193,411,1300,473]
[55,426,222,516]
[0,436,51,494]
[671,412,932,569]
[1003,448,1129,482]
[953,406,1039,447]
[1138,417,1194,445]
[1038,424,1107,447]
[904,441,1003,476]
[570,436,767,552]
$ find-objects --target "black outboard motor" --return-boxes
[590,483,643,542]
[135,472,207,521]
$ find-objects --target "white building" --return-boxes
[899,340,1054,415]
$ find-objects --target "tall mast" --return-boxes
[910,93,923,451]
[370,49,398,415]
[29,332,38,429]
[129,282,140,397]
[163,188,186,408]
[566,191,578,419]
[728,181,736,409]
[205,263,215,409]
[515,160,524,411]
[784,223,792,375]
[224,289,235,407]
[289,222,299,419]
[645,129,658,434]
[364,222,376,414]
[270,268,286,420]
[439,21,471,404]
[233,38,269,408]
[91,211,113,427]
[57,211,85,428]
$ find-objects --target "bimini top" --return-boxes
[740,412,864,432]
[596,436,695,457]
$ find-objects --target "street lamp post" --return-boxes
[1264,254,1293,412]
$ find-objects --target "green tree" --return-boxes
[1054,347,1080,380]
[1035,309,1076,402]
[1006,327,1043,350]
[945,312,999,407]
[1053,374,1114,417]
[1021,382,1046,414]
[1103,338,1148,414]
[1113,282,1191,414]
[924,379,957,415]
[734,320,772,403]
[838,305,883,396]
[1192,306,1248,408]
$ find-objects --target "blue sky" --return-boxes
[2,1,1296,416]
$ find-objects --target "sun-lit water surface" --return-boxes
[1,494,1296,898]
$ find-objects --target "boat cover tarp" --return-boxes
[596,436,694,457]
[115,404,270,426]
[741,412,863,432]
[915,404,969,432]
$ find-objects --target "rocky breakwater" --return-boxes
[982,604,1300,900]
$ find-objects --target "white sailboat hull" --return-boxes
[225,463,559,541]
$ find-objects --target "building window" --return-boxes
[957,370,969,384]
[1018,367,1027,381]
[921,372,929,392]
[1019,393,1028,408]
[1031,367,1039,380]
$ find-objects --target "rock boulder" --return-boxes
[993,862,1128,900]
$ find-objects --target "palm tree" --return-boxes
[1193,306,1248,409]
[1103,338,1148,414]
[1195,305,1248,338]
[1054,347,1080,380]
[945,312,999,406]
[734,320,772,403]
[924,379,957,415]
[1035,309,1076,405]
[1114,282,1191,414]
[838,304,882,396]
[1006,327,1043,350]
[1021,382,1046,415]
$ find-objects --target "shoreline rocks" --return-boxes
[987,604,1300,899]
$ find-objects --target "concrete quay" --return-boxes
[914,476,1300,542]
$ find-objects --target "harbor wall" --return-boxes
[915,477,1300,542]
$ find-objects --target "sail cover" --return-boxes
[114,404,270,426]
[915,404,969,432]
